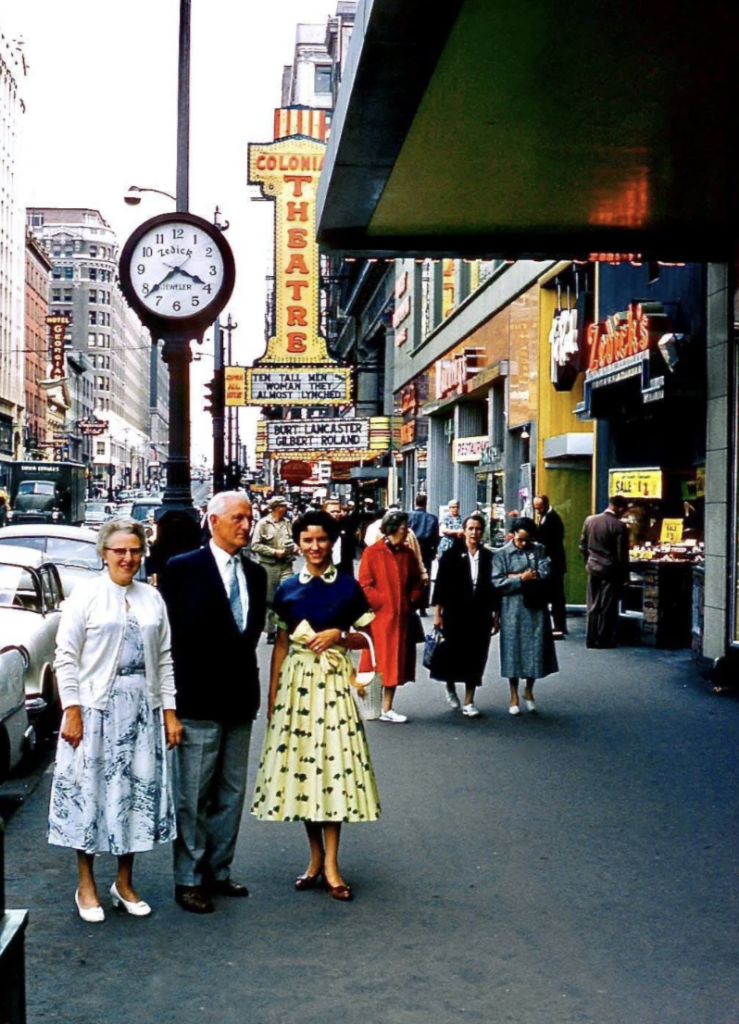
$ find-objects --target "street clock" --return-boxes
[119,212,235,334]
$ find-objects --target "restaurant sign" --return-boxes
[608,468,663,500]
[453,435,489,464]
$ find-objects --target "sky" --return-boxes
[0,0,337,467]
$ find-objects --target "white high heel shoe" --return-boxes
[110,882,151,917]
[75,889,104,923]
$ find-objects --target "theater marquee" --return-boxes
[247,120,351,405]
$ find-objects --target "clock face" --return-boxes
[127,221,226,319]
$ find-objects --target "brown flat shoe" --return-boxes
[295,871,324,891]
[174,885,214,914]
[325,882,353,901]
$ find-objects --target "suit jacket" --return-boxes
[579,511,630,579]
[536,507,567,575]
[407,510,439,559]
[159,545,267,723]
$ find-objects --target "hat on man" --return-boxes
[269,496,289,510]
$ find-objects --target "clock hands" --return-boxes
[146,263,206,299]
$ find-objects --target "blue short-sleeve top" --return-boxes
[273,569,373,634]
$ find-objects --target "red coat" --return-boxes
[358,539,424,688]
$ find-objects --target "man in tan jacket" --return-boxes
[250,496,296,643]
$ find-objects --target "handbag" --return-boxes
[350,631,383,721]
[423,626,450,680]
[521,549,551,610]
[422,626,444,670]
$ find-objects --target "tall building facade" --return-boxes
[24,232,52,457]
[0,31,26,470]
[26,207,166,487]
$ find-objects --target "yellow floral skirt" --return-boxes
[251,645,381,823]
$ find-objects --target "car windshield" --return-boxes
[131,503,159,521]
[17,481,55,496]
[0,564,41,610]
[85,503,107,513]
[47,537,100,569]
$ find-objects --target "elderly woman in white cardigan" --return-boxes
[48,517,182,923]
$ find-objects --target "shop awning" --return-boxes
[317,0,739,261]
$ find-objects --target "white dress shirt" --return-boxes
[467,548,480,588]
[210,539,249,630]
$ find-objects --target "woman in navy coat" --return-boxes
[432,513,499,716]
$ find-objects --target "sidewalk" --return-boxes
[4,620,739,1024]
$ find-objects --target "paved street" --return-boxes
[3,618,739,1024]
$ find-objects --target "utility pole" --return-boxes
[210,206,230,494]
[222,314,238,488]
[176,0,190,213]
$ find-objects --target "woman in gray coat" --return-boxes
[492,517,558,715]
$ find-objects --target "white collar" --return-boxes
[210,539,242,569]
[298,563,338,584]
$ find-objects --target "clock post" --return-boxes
[119,212,235,563]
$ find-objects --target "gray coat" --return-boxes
[492,541,558,680]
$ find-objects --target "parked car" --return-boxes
[0,646,35,783]
[0,525,102,596]
[0,546,65,727]
[130,497,163,524]
[115,501,134,518]
[84,500,115,530]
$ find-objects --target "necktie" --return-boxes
[228,557,243,630]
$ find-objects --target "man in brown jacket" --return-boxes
[579,495,630,648]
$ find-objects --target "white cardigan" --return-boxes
[54,573,176,712]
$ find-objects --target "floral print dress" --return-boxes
[252,567,381,823]
[48,610,175,854]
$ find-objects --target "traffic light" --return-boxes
[204,378,216,415]
[204,370,224,417]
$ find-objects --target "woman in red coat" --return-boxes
[358,510,424,723]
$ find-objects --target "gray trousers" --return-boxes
[172,718,252,887]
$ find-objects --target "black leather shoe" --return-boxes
[174,885,214,914]
[209,879,249,898]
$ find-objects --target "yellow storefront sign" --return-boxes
[660,519,684,544]
[225,366,246,407]
[608,468,663,499]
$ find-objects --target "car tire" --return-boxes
[0,724,9,785]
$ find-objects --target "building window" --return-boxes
[52,288,61,302]
[88,332,97,346]
[89,289,97,304]
[64,267,74,280]
[89,246,98,257]
[63,289,72,302]
[315,64,332,94]
[89,311,97,325]
[89,267,97,281]
[53,267,62,280]
[96,441,106,455]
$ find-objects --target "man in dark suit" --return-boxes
[160,491,267,914]
[323,497,357,576]
[533,494,568,637]
[407,493,439,613]
[579,495,630,649]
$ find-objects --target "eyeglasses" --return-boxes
[105,547,144,558]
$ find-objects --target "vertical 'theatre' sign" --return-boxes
[248,132,330,365]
